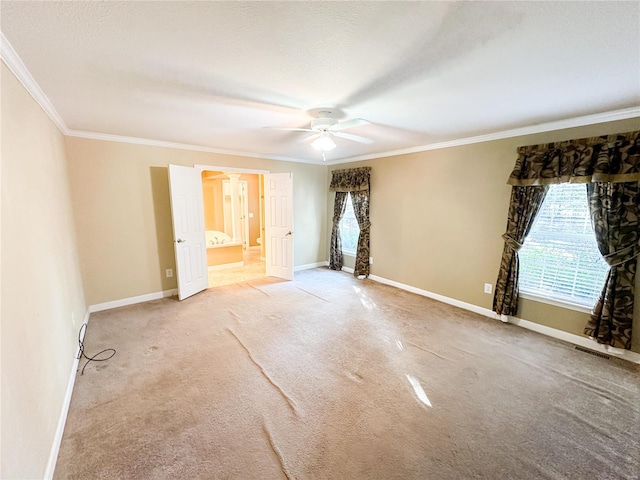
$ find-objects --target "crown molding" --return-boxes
[3,30,637,166]
[194,164,270,174]
[328,106,640,165]
[65,129,321,165]
[1,31,69,134]
[0,31,320,165]
[67,106,640,167]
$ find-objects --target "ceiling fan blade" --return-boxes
[333,131,374,144]
[330,118,370,131]
[300,133,321,144]
[262,127,314,132]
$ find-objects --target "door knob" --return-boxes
[176,239,186,243]
[285,231,292,236]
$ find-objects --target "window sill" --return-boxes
[342,251,357,258]
[519,292,593,314]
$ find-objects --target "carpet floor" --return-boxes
[55,268,640,479]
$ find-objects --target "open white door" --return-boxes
[264,172,293,280]
[168,164,208,300]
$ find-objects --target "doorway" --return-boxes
[201,170,266,287]
[169,164,293,300]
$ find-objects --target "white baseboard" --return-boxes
[367,273,495,319]
[89,263,329,315]
[44,308,90,479]
[294,261,329,272]
[506,316,640,364]
[89,289,177,313]
[342,270,640,365]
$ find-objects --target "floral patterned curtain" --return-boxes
[329,167,371,192]
[493,186,548,316]
[497,129,640,350]
[585,182,639,350]
[350,191,370,278]
[329,192,348,271]
[329,167,371,278]
[508,131,640,186]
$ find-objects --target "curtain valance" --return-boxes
[508,130,640,186]
[330,167,371,192]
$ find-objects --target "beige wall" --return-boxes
[1,63,87,478]
[239,173,260,246]
[65,138,328,305]
[332,117,640,353]
[212,178,225,232]
[203,173,260,245]
[202,177,223,232]
[2,46,636,480]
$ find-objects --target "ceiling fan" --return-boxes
[265,108,374,155]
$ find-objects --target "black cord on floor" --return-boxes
[77,323,116,375]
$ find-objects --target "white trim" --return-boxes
[61,106,640,166]
[294,261,329,272]
[89,289,177,313]
[196,164,270,174]
[3,31,637,166]
[367,273,495,318]
[1,32,68,134]
[65,129,320,165]
[519,292,593,314]
[45,356,80,479]
[327,107,640,165]
[344,271,640,364]
[507,316,640,364]
[207,261,244,271]
[44,308,90,479]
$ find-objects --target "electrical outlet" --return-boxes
[249,212,254,218]
[484,283,492,294]
[166,269,174,278]
[369,257,374,265]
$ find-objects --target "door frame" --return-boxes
[194,165,292,282]
[221,179,250,249]
[240,182,250,250]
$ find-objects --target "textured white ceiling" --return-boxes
[2,1,639,163]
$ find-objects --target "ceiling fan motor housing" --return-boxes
[311,117,338,131]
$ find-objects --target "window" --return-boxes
[519,183,609,308]
[340,193,360,256]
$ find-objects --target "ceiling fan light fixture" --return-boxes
[312,133,337,152]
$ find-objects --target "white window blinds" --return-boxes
[340,193,360,255]
[519,183,609,308]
